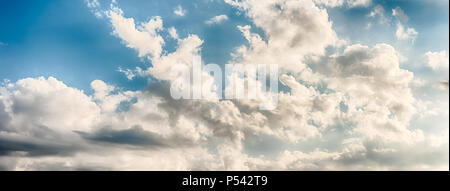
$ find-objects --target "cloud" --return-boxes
[438,80,449,90]
[395,23,418,42]
[0,0,447,170]
[107,5,203,81]
[85,0,100,9]
[392,6,409,23]
[0,77,98,157]
[84,0,103,18]
[168,27,179,39]
[425,51,449,70]
[346,0,371,8]
[205,15,229,25]
[108,6,164,58]
[0,77,100,133]
[0,132,82,157]
[312,0,344,8]
[1,75,445,170]
[320,44,420,144]
[0,42,7,46]
[174,5,186,16]
[225,0,337,75]
[365,5,417,41]
[312,0,370,8]
[246,136,448,170]
[390,6,418,42]
[118,67,136,80]
[368,5,384,18]
[76,126,166,147]
[0,77,216,170]
[367,5,388,25]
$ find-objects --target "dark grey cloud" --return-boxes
[0,102,11,131]
[76,125,198,148]
[440,80,449,89]
[0,134,81,157]
[20,162,112,171]
[76,126,166,147]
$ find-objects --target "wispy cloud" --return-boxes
[392,6,409,23]
[395,22,418,42]
[205,14,228,25]
[174,5,186,16]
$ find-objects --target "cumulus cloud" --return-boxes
[225,0,337,76]
[108,7,165,59]
[0,77,216,170]
[323,44,420,143]
[0,0,448,170]
[0,77,98,159]
[205,15,229,25]
[425,50,449,70]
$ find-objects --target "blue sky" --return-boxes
[0,0,254,93]
[1,0,448,93]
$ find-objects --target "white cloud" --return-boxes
[322,43,420,144]
[205,15,229,25]
[312,0,370,8]
[1,74,447,170]
[108,6,164,58]
[0,77,100,133]
[0,42,7,46]
[368,5,384,18]
[425,51,449,70]
[225,0,337,75]
[174,5,186,16]
[1,0,447,171]
[389,7,418,43]
[312,0,344,8]
[395,23,418,42]
[346,0,371,8]
[117,67,136,80]
[168,27,179,39]
[365,5,417,42]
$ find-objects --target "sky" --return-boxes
[0,0,448,170]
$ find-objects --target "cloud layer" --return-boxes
[0,0,448,170]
